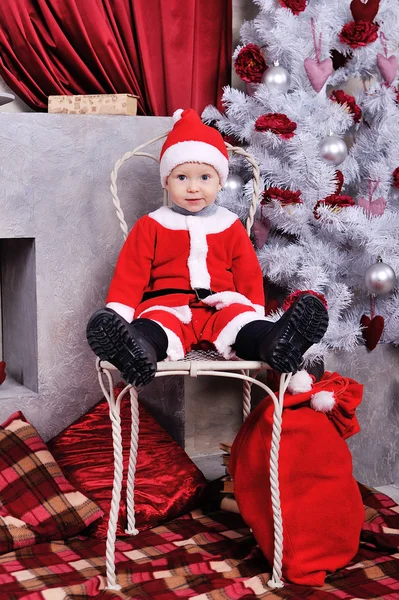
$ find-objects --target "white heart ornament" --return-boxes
[304,57,333,93]
[377,53,398,85]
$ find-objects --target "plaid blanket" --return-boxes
[0,485,398,599]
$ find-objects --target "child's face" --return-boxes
[165,162,222,213]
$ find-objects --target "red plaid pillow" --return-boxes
[0,412,103,554]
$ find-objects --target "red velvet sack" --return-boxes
[229,371,365,587]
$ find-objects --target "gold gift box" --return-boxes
[48,93,139,116]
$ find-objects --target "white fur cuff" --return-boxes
[213,311,265,359]
[137,305,192,324]
[153,322,185,361]
[202,291,260,313]
[106,302,135,323]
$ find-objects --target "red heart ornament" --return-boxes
[377,53,398,85]
[0,361,6,385]
[360,314,384,350]
[350,0,380,23]
[334,170,344,194]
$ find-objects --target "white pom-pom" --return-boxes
[310,391,336,413]
[172,108,184,123]
[287,370,313,394]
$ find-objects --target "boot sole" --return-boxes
[264,295,329,373]
[86,311,156,387]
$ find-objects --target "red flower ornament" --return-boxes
[234,44,268,83]
[314,194,355,219]
[283,290,328,311]
[330,90,362,123]
[262,187,302,206]
[279,0,307,15]
[339,21,379,49]
[255,113,297,139]
[392,167,399,189]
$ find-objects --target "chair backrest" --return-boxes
[109,130,261,241]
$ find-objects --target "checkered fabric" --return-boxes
[0,484,398,599]
[0,412,103,554]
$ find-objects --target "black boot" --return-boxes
[86,308,168,387]
[234,294,329,373]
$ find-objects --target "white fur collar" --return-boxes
[148,205,238,233]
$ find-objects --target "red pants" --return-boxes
[135,294,266,360]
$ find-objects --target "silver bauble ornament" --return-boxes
[261,61,291,94]
[319,132,348,166]
[365,257,396,295]
[224,174,244,192]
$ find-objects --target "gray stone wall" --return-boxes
[0,113,175,441]
[325,345,399,488]
[0,113,244,451]
[0,76,33,113]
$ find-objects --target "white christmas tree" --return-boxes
[203,0,399,363]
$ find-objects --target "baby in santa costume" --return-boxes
[86,108,329,386]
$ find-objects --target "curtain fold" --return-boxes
[0,0,231,115]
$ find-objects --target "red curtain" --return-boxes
[0,0,231,116]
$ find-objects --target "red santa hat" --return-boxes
[159,108,229,187]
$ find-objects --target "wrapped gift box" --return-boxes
[48,93,139,116]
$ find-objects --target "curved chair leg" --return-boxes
[96,360,125,591]
[266,372,290,589]
[125,386,140,535]
[241,369,252,421]
[200,367,291,589]
[98,361,290,591]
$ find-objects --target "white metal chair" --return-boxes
[96,131,292,591]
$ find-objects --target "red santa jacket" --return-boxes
[106,206,265,320]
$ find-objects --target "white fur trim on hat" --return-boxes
[173,108,184,123]
[310,391,336,413]
[160,141,229,187]
[287,370,313,394]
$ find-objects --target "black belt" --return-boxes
[142,288,215,302]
